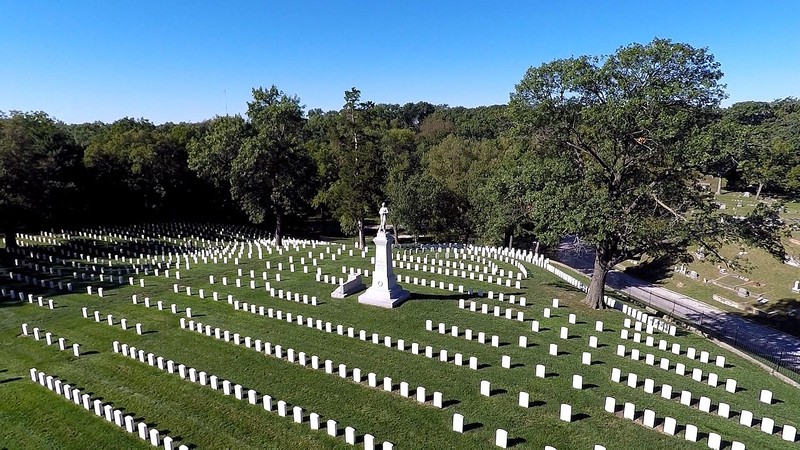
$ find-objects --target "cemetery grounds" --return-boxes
[1,223,799,449]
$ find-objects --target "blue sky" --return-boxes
[1,1,798,124]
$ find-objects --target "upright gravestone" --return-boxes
[358,203,409,308]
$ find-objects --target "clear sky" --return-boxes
[1,1,798,124]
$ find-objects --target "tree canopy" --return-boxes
[509,38,784,308]
[187,86,315,245]
[0,112,83,247]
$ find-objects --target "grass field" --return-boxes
[1,224,799,449]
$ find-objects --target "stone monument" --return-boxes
[358,203,410,308]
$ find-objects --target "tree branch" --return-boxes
[651,193,730,267]
[564,140,613,177]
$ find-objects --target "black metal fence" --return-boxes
[612,286,800,384]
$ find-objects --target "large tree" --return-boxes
[83,118,202,221]
[188,86,315,245]
[0,112,83,248]
[510,38,784,309]
[314,88,385,248]
[425,135,504,241]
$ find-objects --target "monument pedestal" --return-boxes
[358,231,409,308]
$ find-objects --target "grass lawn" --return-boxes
[1,224,799,449]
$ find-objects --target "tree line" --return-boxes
[2,39,795,307]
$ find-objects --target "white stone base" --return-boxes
[331,275,366,299]
[358,285,410,308]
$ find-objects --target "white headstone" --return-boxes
[684,424,698,442]
[559,404,572,422]
[452,413,464,433]
[495,429,508,448]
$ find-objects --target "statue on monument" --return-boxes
[358,202,409,308]
[378,202,389,233]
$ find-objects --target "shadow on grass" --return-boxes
[0,300,25,308]
[489,388,507,396]
[463,422,483,432]
[622,254,685,284]
[0,377,22,384]
[571,413,591,422]
[442,399,460,408]
[408,292,465,302]
[507,437,527,447]
[82,350,99,356]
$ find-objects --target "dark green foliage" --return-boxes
[509,38,756,308]
[702,99,800,197]
[187,86,316,245]
[0,112,83,246]
[313,88,386,248]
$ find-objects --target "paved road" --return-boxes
[555,244,800,367]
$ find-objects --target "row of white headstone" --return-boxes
[427,320,503,349]
[3,286,69,304]
[394,258,522,289]
[395,250,516,278]
[181,320,447,408]
[459,300,526,321]
[111,342,393,448]
[29,368,183,449]
[6,270,73,292]
[622,319,722,366]
[81,308,144,335]
[178,277,320,307]
[24,293,56,309]
[608,367,793,441]
[603,396,740,449]
[620,304,677,336]
[229,300,484,370]
[20,324,80,356]
[614,344,735,392]
[485,291,528,305]
[131,295,193,316]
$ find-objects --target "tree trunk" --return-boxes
[508,233,514,249]
[357,218,365,249]
[534,241,540,255]
[3,229,17,250]
[274,213,283,247]
[584,247,611,309]
[755,182,763,200]
[716,177,722,195]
